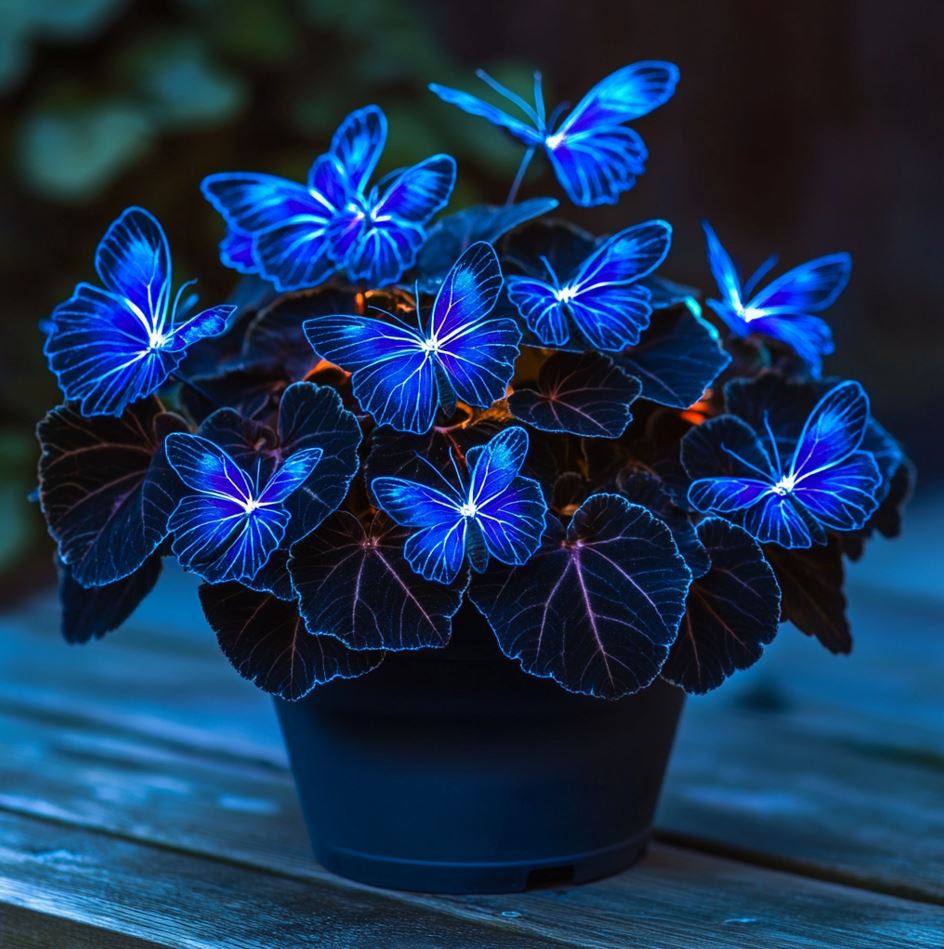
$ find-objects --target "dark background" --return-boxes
[1,0,941,585]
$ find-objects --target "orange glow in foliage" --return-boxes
[679,389,713,426]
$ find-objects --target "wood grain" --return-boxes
[0,516,941,947]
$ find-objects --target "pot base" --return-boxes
[275,607,684,894]
[315,830,651,894]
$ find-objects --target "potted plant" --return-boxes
[37,61,912,895]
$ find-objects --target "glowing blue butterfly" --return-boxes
[165,433,323,583]
[202,106,456,290]
[429,62,679,207]
[371,426,547,585]
[506,220,672,349]
[685,381,882,549]
[703,222,852,377]
[44,207,235,417]
[303,241,521,434]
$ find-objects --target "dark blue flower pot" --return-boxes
[274,606,684,894]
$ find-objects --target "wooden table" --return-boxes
[1,497,942,948]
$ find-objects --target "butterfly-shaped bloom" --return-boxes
[202,106,456,291]
[506,220,671,349]
[304,241,520,434]
[429,63,678,207]
[44,207,235,417]
[165,433,323,583]
[683,381,882,548]
[371,426,547,585]
[703,222,852,377]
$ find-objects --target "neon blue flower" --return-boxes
[202,106,456,290]
[429,62,678,207]
[682,381,882,548]
[506,220,671,349]
[165,433,323,583]
[44,207,235,417]
[371,426,547,585]
[703,221,852,377]
[303,241,520,434]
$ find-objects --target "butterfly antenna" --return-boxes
[169,278,199,330]
[413,280,427,334]
[720,442,774,482]
[539,255,561,287]
[412,450,460,494]
[475,68,541,126]
[742,255,779,300]
[761,411,783,478]
[367,304,412,330]
[532,71,546,127]
[546,101,570,133]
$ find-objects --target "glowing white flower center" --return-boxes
[420,337,441,353]
[147,329,168,351]
[545,132,565,150]
[771,473,796,496]
[739,305,761,323]
[555,285,578,303]
[459,501,478,518]
[243,498,262,513]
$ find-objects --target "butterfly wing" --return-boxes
[743,312,834,377]
[201,159,342,291]
[219,227,257,274]
[95,207,171,330]
[466,427,547,567]
[304,314,439,433]
[165,433,254,502]
[330,105,387,193]
[427,82,543,147]
[787,381,881,530]
[702,221,744,315]
[165,433,288,582]
[560,61,681,128]
[258,448,324,505]
[789,381,870,480]
[506,275,569,346]
[370,477,467,584]
[428,242,521,409]
[339,155,457,286]
[45,284,174,417]
[684,415,817,547]
[746,253,852,316]
[566,221,671,350]
[546,62,679,207]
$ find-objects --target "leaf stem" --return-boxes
[506,147,536,206]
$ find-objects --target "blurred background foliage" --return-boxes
[1,0,940,590]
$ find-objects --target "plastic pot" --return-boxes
[274,605,684,894]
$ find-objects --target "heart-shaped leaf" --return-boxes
[290,512,465,651]
[470,493,692,699]
[242,288,360,379]
[58,553,163,644]
[38,398,188,586]
[509,351,642,438]
[416,198,558,289]
[765,538,851,654]
[616,308,730,408]
[661,518,780,693]
[199,582,382,700]
[617,468,710,578]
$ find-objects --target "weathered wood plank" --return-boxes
[1,904,166,949]
[0,811,561,949]
[0,705,942,947]
[2,805,942,949]
[3,559,942,902]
